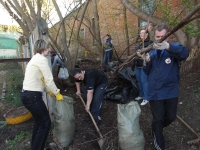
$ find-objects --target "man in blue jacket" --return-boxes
[143,24,189,150]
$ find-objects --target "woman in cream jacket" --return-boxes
[21,39,63,150]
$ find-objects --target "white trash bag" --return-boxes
[117,101,145,150]
[53,95,75,148]
[58,68,69,79]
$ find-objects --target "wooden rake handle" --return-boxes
[177,115,200,137]
[78,95,103,138]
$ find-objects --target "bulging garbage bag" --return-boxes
[117,101,145,150]
[53,95,75,148]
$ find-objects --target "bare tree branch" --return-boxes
[73,0,90,68]
[37,0,42,18]
[114,3,200,74]
[12,0,33,31]
[52,0,72,69]
[7,0,22,18]
[24,0,37,24]
[0,1,29,36]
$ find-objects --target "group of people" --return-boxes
[21,23,188,150]
[133,23,189,150]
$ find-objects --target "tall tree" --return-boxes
[121,0,200,50]
[0,0,82,70]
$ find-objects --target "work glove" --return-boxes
[136,49,143,58]
[55,92,64,101]
[48,91,53,98]
[153,41,169,50]
[144,53,151,63]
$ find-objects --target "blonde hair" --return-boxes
[34,39,49,54]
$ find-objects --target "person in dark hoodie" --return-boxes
[132,28,153,106]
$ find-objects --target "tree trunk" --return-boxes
[73,0,90,69]
[92,0,103,66]
[123,5,130,56]
[52,0,72,70]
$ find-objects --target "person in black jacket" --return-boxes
[132,28,153,105]
[72,68,108,125]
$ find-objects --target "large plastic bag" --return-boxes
[53,95,75,148]
[58,68,69,79]
[42,92,55,122]
[117,101,145,150]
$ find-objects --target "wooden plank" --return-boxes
[0,58,31,63]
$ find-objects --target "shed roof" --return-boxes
[0,37,18,49]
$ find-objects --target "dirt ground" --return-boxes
[0,60,200,150]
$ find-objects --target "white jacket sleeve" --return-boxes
[38,58,60,95]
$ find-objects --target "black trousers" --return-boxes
[82,82,107,121]
[21,91,51,150]
[149,97,178,150]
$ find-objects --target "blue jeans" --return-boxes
[21,91,51,150]
[135,67,148,100]
[103,50,113,71]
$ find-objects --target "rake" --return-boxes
[177,115,200,145]
[78,95,105,149]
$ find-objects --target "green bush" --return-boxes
[5,92,22,108]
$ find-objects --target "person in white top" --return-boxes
[21,39,64,150]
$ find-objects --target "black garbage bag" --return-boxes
[104,86,123,103]
[104,66,138,104]
[105,85,137,104]
[118,67,137,89]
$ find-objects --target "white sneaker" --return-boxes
[140,100,149,106]
[135,96,143,101]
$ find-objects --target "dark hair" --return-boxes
[155,24,169,32]
[140,28,149,34]
[71,68,82,76]
[106,34,111,38]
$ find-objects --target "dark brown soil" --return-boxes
[0,60,200,150]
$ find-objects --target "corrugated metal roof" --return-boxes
[0,32,20,40]
[0,37,18,49]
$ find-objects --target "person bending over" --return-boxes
[72,68,108,125]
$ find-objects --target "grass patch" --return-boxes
[1,62,24,108]
[5,131,30,150]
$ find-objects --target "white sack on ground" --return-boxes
[53,95,75,148]
[117,101,145,150]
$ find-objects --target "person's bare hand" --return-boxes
[85,105,90,113]
[76,91,81,97]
